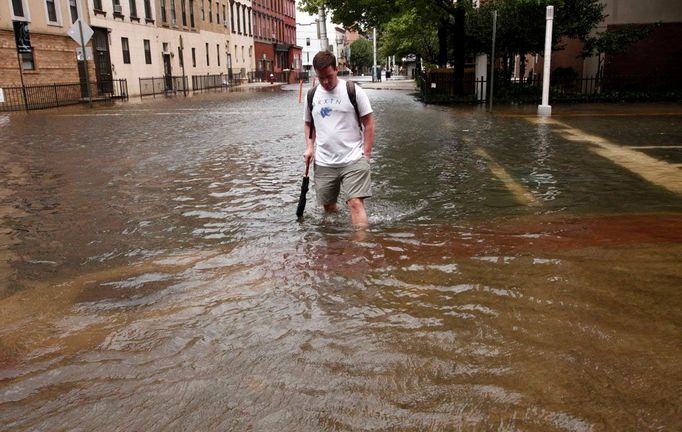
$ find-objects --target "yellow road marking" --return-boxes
[628,146,682,149]
[526,117,682,194]
[504,111,682,118]
[475,148,540,207]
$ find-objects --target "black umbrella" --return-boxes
[296,161,311,219]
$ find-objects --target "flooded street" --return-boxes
[1,87,681,431]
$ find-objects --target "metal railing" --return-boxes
[418,70,682,104]
[139,75,188,98]
[0,79,128,112]
[192,73,229,92]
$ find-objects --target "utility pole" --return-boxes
[318,6,329,51]
[179,35,187,96]
[372,28,377,82]
[78,19,92,107]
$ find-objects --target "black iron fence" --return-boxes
[0,79,128,112]
[139,76,188,98]
[139,70,308,98]
[251,70,311,84]
[192,73,229,92]
[418,70,682,104]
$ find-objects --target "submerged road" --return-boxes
[1,87,681,431]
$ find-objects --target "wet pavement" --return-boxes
[0,87,681,431]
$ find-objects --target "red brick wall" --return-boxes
[254,41,274,71]
[605,22,682,89]
[1,30,95,86]
[530,37,585,77]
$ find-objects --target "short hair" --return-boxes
[313,51,337,71]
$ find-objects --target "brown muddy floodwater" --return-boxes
[1,89,681,431]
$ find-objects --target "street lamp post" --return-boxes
[538,6,554,116]
[372,28,377,82]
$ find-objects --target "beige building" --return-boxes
[87,0,254,96]
[1,0,255,95]
[227,0,254,79]
[0,0,94,85]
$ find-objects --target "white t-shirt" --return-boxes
[304,79,373,167]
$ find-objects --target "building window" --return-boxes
[200,0,204,20]
[205,42,209,66]
[170,0,176,24]
[12,0,28,18]
[181,0,186,26]
[234,44,237,62]
[160,0,167,22]
[189,0,194,26]
[241,5,245,35]
[230,1,234,33]
[45,0,58,22]
[216,44,220,66]
[129,0,137,17]
[215,1,219,24]
[247,7,251,35]
[21,51,34,70]
[306,37,310,46]
[144,39,152,64]
[144,0,152,20]
[121,37,131,63]
[235,3,240,33]
[192,47,196,67]
[94,0,102,10]
[178,46,184,67]
[208,0,212,23]
[222,4,225,24]
[69,0,78,22]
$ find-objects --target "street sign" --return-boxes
[67,19,93,46]
[76,47,93,61]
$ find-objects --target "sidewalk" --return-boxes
[355,78,416,91]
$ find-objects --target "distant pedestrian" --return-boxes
[304,51,375,228]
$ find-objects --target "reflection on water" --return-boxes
[1,92,681,431]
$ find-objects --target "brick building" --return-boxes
[530,0,682,91]
[0,0,95,86]
[252,0,300,82]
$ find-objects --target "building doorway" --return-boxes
[92,27,113,94]
[163,54,173,93]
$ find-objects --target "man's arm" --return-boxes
[361,113,374,160]
[304,121,315,166]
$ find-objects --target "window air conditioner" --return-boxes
[113,4,122,13]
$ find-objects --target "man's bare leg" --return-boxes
[347,198,368,229]
[323,203,339,213]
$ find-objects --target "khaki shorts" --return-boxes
[314,157,372,205]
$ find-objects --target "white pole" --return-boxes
[319,6,329,51]
[373,28,377,82]
[538,6,554,116]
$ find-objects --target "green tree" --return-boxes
[378,7,439,66]
[349,39,373,73]
[301,0,614,86]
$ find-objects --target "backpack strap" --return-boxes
[346,80,362,129]
[307,84,318,139]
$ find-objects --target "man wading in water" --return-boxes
[304,51,375,228]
